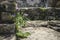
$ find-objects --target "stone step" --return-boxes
[0,34,16,40]
[25,21,48,27]
[0,24,15,34]
[0,24,16,40]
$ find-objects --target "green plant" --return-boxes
[14,12,30,38]
[16,31,30,38]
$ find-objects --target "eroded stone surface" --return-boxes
[20,27,60,40]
